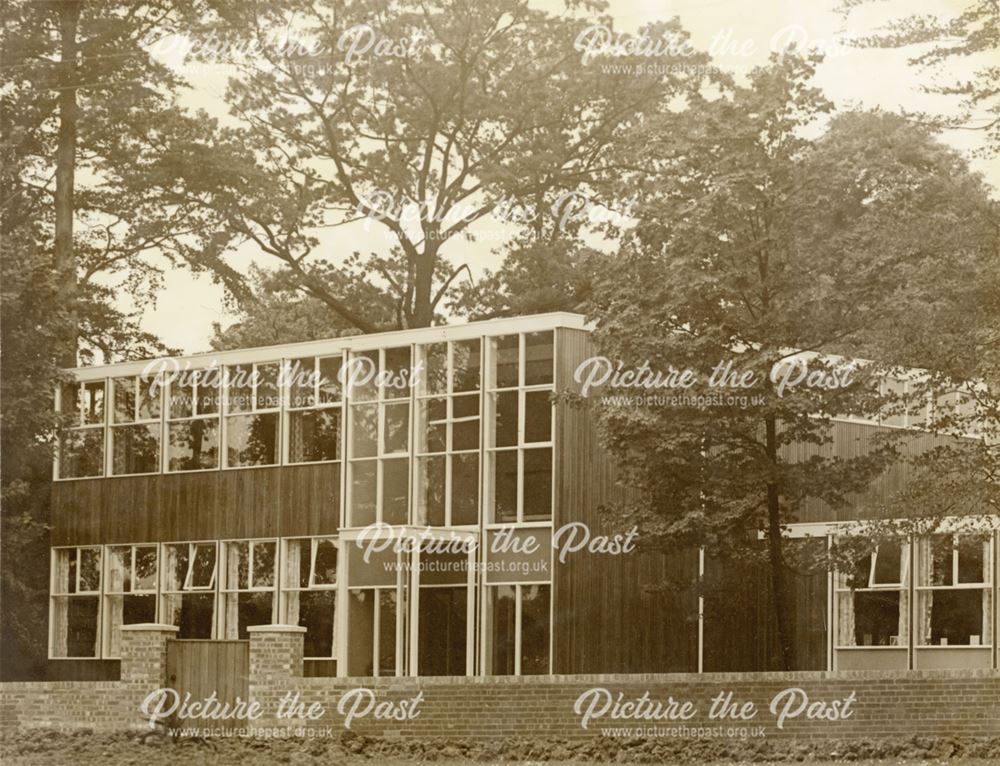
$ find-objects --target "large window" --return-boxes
[282,537,338,661]
[161,541,218,638]
[224,363,281,468]
[220,539,278,638]
[346,348,412,527]
[102,544,158,657]
[50,547,102,657]
[167,368,221,471]
[57,380,106,478]
[414,339,481,526]
[836,540,910,648]
[110,375,161,475]
[485,332,554,523]
[916,534,993,647]
[286,356,343,464]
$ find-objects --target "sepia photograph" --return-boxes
[1,0,998,764]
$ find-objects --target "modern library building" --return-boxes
[48,312,998,678]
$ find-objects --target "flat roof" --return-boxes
[65,311,589,381]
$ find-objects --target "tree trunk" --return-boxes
[764,415,796,671]
[54,0,81,367]
[410,244,438,328]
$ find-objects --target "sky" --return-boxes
[132,0,1000,356]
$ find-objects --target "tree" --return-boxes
[841,0,999,154]
[0,0,200,676]
[158,0,712,331]
[583,54,998,670]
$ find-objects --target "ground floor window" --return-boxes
[102,544,158,657]
[484,584,551,675]
[220,539,278,639]
[161,541,218,638]
[282,537,338,661]
[916,534,992,647]
[50,547,102,658]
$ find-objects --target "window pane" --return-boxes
[418,586,467,676]
[453,339,481,392]
[347,351,378,401]
[524,390,552,443]
[520,585,551,674]
[350,405,378,458]
[64,596,100,656]
[872,542,903,585]
[383,403,409,453]
[423,343,448,395]
[134,546,157,591]
[318,356,343,404]
[300,590,336,658]
[494,391,518,448]
[493,335,519,388]
[79,549,101,592]
[849,591,905,646]
[417,398,447,454]
[524,331,554,386]
[384,347,411,399]
[452,418,479,452]
[59,428,105,478]
[379,590,397,675]
[106,546,131,592]
[416,455,446,526]
[255,363,281,410]
[197,369,221,414]
[253,542,276,588]
[82,381,105,424]
[227,365,254,413]
[229,542,251,589]
[288,358,316,409]
[957,538,986,584]
[927,589,985,646]
[493,450,518,523]
[230,591,274,638]
[382,458,409,525]
[190,544,216,589]
[931,535,953,586]
[489,585,516,675]
[60,382,81,421]
[452,393,479,419]
[313,540,338,585]
[113,377,136,424]
[112,423,160,475]
[138,376,161,420]
[350,461,377,527]
[226,413,279,467]
[451,454,479,525]
[174,593,215,638]
[523,448,552,521]
[347,590,375,675]
[168,418,219,471]
[170,376,195,419]
[289,409,340,463]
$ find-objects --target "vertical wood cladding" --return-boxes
[50,464,340,546]
[553,328,699,674]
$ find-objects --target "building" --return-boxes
[48,312,998,679]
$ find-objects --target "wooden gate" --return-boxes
[165,640,249,712]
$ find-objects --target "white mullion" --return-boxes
[466,541,475,675]
[281,359,291,466]
[221,367,230,469]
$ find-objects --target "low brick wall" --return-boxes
[2,625,998,743]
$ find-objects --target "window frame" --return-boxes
[222,362,283,470]
[108,374,163,478]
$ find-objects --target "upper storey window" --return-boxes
[286,355,343,464]
[167,368,221,472]
[57,381,106,478]
[414,340,482,526]
[485,332,554,524]
[110,375,161,476]
[346,347,413,527]
[224,362,281,468]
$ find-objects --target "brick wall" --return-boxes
[3,625,998,742]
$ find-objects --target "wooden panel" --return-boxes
[553,328,698,674]
[166,639,249,716]
[51,464,341,545]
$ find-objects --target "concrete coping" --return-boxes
[120,623,180,632]
[247,624,307,634]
